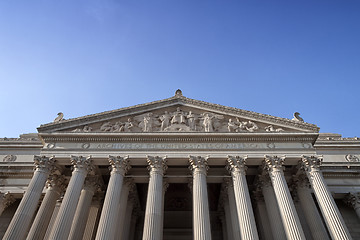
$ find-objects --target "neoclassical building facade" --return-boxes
[0,90,359,240]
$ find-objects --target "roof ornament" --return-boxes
[53,112,64,122]
[175,89,183,96]
[292,112,304,122]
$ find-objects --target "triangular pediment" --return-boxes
[37,92,319,134]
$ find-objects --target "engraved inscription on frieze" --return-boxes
[94,142,266,150]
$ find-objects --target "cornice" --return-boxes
[37,94,319,133]
[39,132,318,143]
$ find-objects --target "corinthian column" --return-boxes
[264,155,306,240]
[3,156,56,240]
[116,179,135,238]
[49,155,94,240]
[301,155,352,240]
[227,156,259,240]
[26,174,65,240]
[142,156,167,240]
[344,192,360,219]
[258,174,287,240]
[95,155,130,240]
[189,156,212,240]
[294,174,330,240]
[0,192,15,216]
[225,179,241,240]
[68,177,101,240]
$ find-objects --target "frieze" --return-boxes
[93,142,267,150]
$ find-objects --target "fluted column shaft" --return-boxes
[130,212,140,240]
[26,175,64,240]
[68,177,100,240]
[264,155,306,240]
[189,156,212,240]
[260,175,287,240]
[253,189,273,240]
[116,179,134,239]
[3,156,55,240]
[142,156,167,240]
[160,181,169,240]
[95,155,130,240]
[226,181,241,240]
[223,197,234,240]
[122,197,135,240]
[219,213,228,240]
[302,155,352,240]
[227,156,259,240]
[49,155,93,239]
[295,176,330,240]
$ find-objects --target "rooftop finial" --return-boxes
[175,89,183,96]
[292,112,304,122]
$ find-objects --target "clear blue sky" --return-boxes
[0,1,359,138]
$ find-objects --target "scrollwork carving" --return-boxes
[3,155,16,162]
[147,156,167,174]
[108,155,131,175]
[70,155,94,174]
[345,154,359,162]
[189,156,209,174]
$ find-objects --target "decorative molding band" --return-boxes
[39,132,318,143]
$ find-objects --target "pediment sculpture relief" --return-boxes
[70,107,288,133]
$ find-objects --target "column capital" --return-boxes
[264,155,285,173]
[257,174,272,189]
[70,155,94,174]
[163,179,169,193]
[226,155,247,174]
[33,155,56,173]
[46,174,66,193]
[108,155,131,175]
[189,155,209,175]
[123,178,136,191]
[344,192,360,210]
[292,174,310,189]
[83,177,102,193]
[0,192,15,209]
[301,155,323,172]
[147,155,167,174]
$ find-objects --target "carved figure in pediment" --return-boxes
[171,108,186,125]
[265,125,284,132]
[202,113,214,132]
[187,111,196,130]
[245,121,258,132]
[228,119,237,132]
[160,111,171,131]
[100,122,113,132]
[237,120,259,132]
[124,118,133,132]
[111,121,123,132]
[140,113,154,132]
[83,126,92,132]
[72,125,93,132]
[201,112,223,132]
